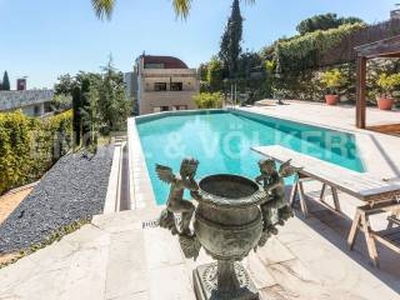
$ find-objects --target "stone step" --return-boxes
[105,229,149,300]
[0,224,110,300]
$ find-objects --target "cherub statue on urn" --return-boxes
[156,158,199,236]
[255,158,300,247]
[155,157,300,300]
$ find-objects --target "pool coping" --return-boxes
[127,118,157,210]
[127,108,389,209]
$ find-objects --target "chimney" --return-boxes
[391,9,400,19]
[17,78,27,91]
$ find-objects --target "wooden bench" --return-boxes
[252,145,400,267]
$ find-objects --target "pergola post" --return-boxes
[356,56,367,129]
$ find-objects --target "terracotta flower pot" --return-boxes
[377,97,394,110]
[325,94,339,106]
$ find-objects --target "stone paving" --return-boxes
[0,206,398,300]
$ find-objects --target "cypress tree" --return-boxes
[72,86,82,147]
[80,76,92,147]
[2,71,10,90]
[219,0,243,79]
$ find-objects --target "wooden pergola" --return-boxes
[355,35,400,129]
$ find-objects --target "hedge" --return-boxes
[0,110,72,195]
[276,23,365,73]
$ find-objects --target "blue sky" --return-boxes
[0,0,397,89]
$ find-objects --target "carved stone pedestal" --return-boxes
[193,262,259,300]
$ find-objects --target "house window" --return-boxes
[154,82,167,91]
[170,82,183,91]
[172,105,188,111]
[34,105,40,116]
[153,106,169,113]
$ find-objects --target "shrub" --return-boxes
[376,73,400,98]
[0,112,36,194]
[193,92,224,109]
[0,110,72,195]
[319,68,346,95]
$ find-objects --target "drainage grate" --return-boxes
[141,216,182,229]
[142,219,159,229]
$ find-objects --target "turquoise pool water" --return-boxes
[136,110,364,205]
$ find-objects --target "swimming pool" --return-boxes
[136,110,364,205]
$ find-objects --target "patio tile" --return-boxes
[267,259,322,299]
[0,256,38,294]
[148,264,195,300]
[62,224,110,248]
[92,209,159,233]
[12,267,67,300]
[105,230,149,300]
[259,284,301,300]
[60,243,109,300]
[143,227,185,270]
[243,251,277,289]
[255,236,295,266]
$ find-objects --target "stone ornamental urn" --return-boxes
[156,158,297,300]
[193,174,265,299]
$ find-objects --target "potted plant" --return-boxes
[376,73,400,110]
[320,68,345,105]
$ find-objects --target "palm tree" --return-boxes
[91,0,254,20]
[91,0,192,20]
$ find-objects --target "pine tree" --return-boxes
[98,56,131,132]
[2,71,10,90]
[219,0,243,79]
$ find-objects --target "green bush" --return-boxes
[193,92,224,109]
[319,68,347,95]
[376,73,400,98]
[276,23,365,73]
[0,110,72,195]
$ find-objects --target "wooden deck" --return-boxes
[367,123,400,137]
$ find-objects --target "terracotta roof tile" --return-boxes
[143,55,188,69]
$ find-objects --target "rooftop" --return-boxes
[142,55,189,69]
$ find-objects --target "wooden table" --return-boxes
[252,145,400,266]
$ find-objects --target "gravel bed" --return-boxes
[0,146,114,254]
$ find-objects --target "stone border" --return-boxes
[103,141,125,214]
[127,118,157,210]
[1,181,39,197]
[134,108,226,124]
